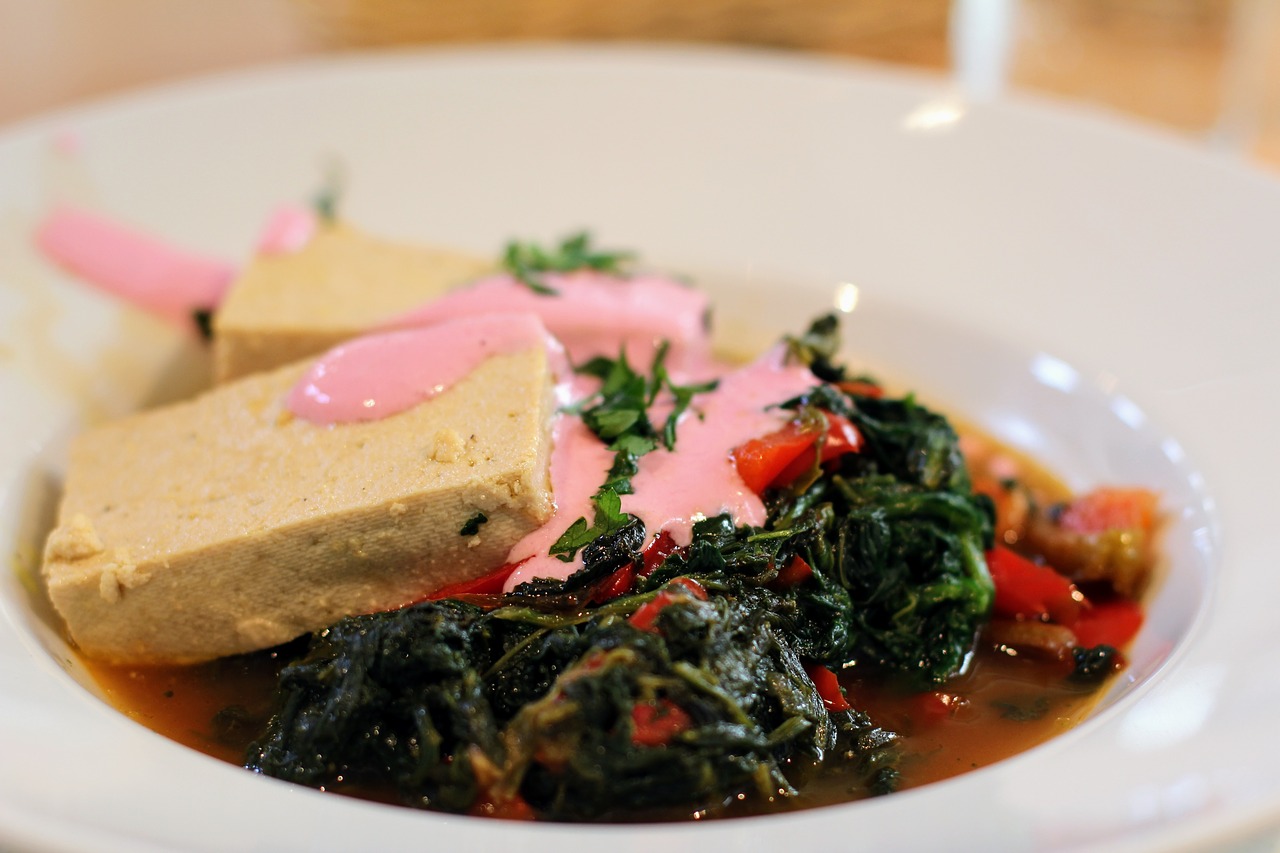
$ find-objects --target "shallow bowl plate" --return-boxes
[1,45,1278,852]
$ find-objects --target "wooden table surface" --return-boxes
[2,0,1279,170]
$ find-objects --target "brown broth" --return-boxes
[81,426,1121,820]
[84,634,1108,818]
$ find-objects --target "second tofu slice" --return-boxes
[44,321,557,664]
[213,220,492,381]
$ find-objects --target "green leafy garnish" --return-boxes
[192,308,214,342]
[243,313,1041,820]
[459,512,488,537]
[549,344,717,562]
[576,342,717,454]
[502,231,633,296]
[785,313,846,383]
[548,487,633,563]
[311,162,344,224]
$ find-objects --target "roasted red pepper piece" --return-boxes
[769,555,814,590]
[804,663,851,712]
[771,413,863,487]
[731,420,823,494]
[836,380,884,398]
[629,577,707,632]
[590,564,636,603]
[425,559,526,601]
[911,691,968,727]
[732,412,863,494]
[630,699,693,746]
[1071,599,1144,649]
[1058,487,1158,535]
[986,546,1083,626]
[639,530,679,577]
[470,793,536,821]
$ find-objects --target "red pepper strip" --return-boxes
[639,530,679,577]
[771,413,863,488]
[769,555,814,590]
[836,380,884,398]
[424,559,527,601]
[1058,487,1158,535]
[912,691,967,726]
[986,546,1083,626]
[470,793,536,821]
[630,699,694,746]
[1071,599,1144,649]
[804,663,851,712]
[731,420,823,494]
[629,577,708,632]
[589,564,636,604]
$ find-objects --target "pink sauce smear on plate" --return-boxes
[34,205,236,327]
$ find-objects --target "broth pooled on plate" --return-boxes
[36,212,1159,821]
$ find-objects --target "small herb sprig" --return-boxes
[549,343,717,561]
[502,231,633,296]
[311,161,345,224]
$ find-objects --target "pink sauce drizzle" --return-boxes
[502,409,616,579]
[385,271,715,380]
[504,345,816,590]
[287,313,554,425]
[34,205,236,327]
[256,205,317,255]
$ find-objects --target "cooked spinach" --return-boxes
[191,308,214,342]
[245,314,1003,818]
[247,581,900,820]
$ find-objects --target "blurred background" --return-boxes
[1,0,1278,167]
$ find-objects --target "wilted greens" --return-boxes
[244,316,998,821]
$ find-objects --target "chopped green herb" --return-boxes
[549,344,717,562]
[785,313,846,383]
[242,313,1123,821]
[312,162,344,223]
[502,231,633,296]
[459,512,488,537]
[192,308,214,342]
[548,486,633,562]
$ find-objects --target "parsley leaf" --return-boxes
[784,313,846,383]
[192,308,214,342]
[459,512,488,537]
[312,162,344,224]
[548,343,717,561]
[549,487,632,562]
[650,342,717,451]
[502,231,633,296]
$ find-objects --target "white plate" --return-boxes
[2,45,1279,853]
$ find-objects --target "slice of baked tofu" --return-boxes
[213,221,492,381]
[42,343,555,665]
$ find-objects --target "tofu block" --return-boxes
[42,345,555,665]
[213,222,492,381]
